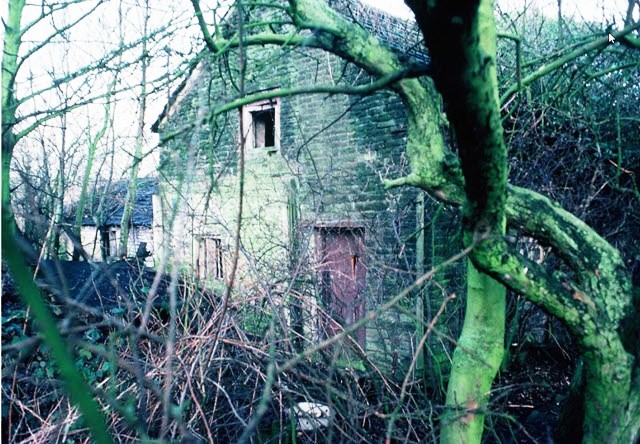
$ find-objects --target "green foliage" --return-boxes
[0,249,113,444]
[239,303,276,337]
[1,307,29,341]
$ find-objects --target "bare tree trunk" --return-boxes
[287,179,304,352]
[557,0,564,49]
[48,111,67,259]
[73,99,111,260]
[119,0,149,257]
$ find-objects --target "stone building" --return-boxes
[153,1,460,372]
[80,177,161,264]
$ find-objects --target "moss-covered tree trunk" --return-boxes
[485,186,639,443]
[405,2,510,442]
[1,0,24,244]
[441,261,505,443]
[405,0,639,442]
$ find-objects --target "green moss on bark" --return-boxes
[440,261,505,444]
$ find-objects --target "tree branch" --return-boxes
[159,66,416,143]
[16,0,106,73]
[500,22,640,106]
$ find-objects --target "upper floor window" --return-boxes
[241,98,280,153]
[253,108,275,148]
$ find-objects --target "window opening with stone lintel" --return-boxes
[241,98,281,154]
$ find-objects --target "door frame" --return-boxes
[314,222,367,347]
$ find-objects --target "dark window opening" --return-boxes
[100,229,110,258]
[199,237,224,280]
[351,255,359,278]
[252,109,275,149]
[100,228,117,259]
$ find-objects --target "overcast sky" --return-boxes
[361,0,634,23]
[8,0,636,185]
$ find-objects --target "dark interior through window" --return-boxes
[252,109,275,148]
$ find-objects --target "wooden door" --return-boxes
[317,227,366,347]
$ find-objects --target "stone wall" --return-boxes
[80,226,154,265]
[157,43,445,373]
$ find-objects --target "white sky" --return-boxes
[360,0,414,20]
[361,0,634,24]
[7,0,637,196]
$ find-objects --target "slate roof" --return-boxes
[83,177,158,228]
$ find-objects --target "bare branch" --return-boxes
[500,22,640,106]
